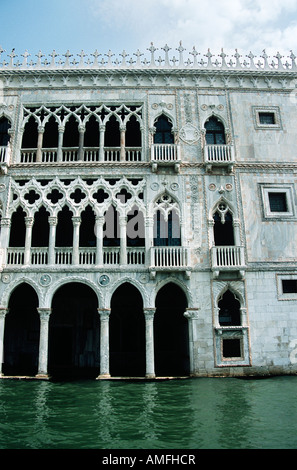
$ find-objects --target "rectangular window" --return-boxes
[268,192,288,212]
[282,279,297,294]
[260,184,295,219]
[259,112,275,125]
[253,106,281,129]
[222,338,242,358]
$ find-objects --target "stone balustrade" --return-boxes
[211,246,245,270]
[20,147,142,163]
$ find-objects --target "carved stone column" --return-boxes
[48,216,57,265]
[0,218,11,267]
[120,125,126,161]
[144,308,155,378]
[97,308,111,378]
[95,216,105,266]
[99,125,105,161]
[36,308,51,378]
[72,216,81,265]
[24,216,34,265]
[0,308,8,376]
[36,126,44,162]
[145,217,154,267]
[78,125,85,161]
[184,308,200,376]
[119,216,127,265]
[57,125,64,162]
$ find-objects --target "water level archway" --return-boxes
[109,282,145,377]
[48,282,100,379]
[3,283,40,376]
[154,282,189,376]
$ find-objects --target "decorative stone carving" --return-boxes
[179,123,199,144]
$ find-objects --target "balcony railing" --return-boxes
[20,147,142,163]
[150,144,181,172]
[211,246,245,277]
[204,144,235,171]
[150,246,189,268]
[6,246,145,266]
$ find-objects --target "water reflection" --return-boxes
[0,377,296,449]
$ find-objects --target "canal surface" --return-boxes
[0,376,296,449]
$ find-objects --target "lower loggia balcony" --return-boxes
[20,147,142,163]
[149,246,191,279]
[150,144,181,173]
[6,247,146,267]
[211,246,246,279]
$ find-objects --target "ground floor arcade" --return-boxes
[0,281,193,379]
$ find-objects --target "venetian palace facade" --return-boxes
[0,43,296,380]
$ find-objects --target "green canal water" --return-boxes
[0,376,296,450]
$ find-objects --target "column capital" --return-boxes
[25,216,34,227]
[144,308,156,320]
[72,216,81,225]
[1,218,11,227]
[37,308,52,321]
[98,308,111,320]
[48,216,58,226]
[184,307,200,320]
[0,307,9,319]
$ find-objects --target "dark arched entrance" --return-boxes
[49,282,100,379]
[154,283,190,376]
[4,283,40,376]
[110,283,145,377]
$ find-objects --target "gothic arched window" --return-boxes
[218,290,241,326]
[154,115,174,144]
[205,116,225,145]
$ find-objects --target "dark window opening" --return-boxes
[43,116,58,148]
[103,206,120,247]
[218,290,241,326]
[154,115,174,144]
[127,207,145,247]
[9,207,26,247]
[154,210,181,246]
[222,338,242,358]
[213,210,235,246]
[32,206,49,247]
[84,115,100,148]
[268,192,288,212]
[126,115,141,147]
[63,115,79,147]
[79,205,96,247]
[56,206,73,247]
[22,116,38,148]
[0,117,11,146]
[105,115,120,147]
[205,116,226,144]
[259,112,275,125]
[282,279,297,294]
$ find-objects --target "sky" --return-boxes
[1,0,297,63]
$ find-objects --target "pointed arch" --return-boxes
[153,114,174,144]
[109,281,145,376]
[204,115,226,145]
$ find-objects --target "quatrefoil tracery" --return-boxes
[10,176,146,218]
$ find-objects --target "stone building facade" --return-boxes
[0,44,296,379]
